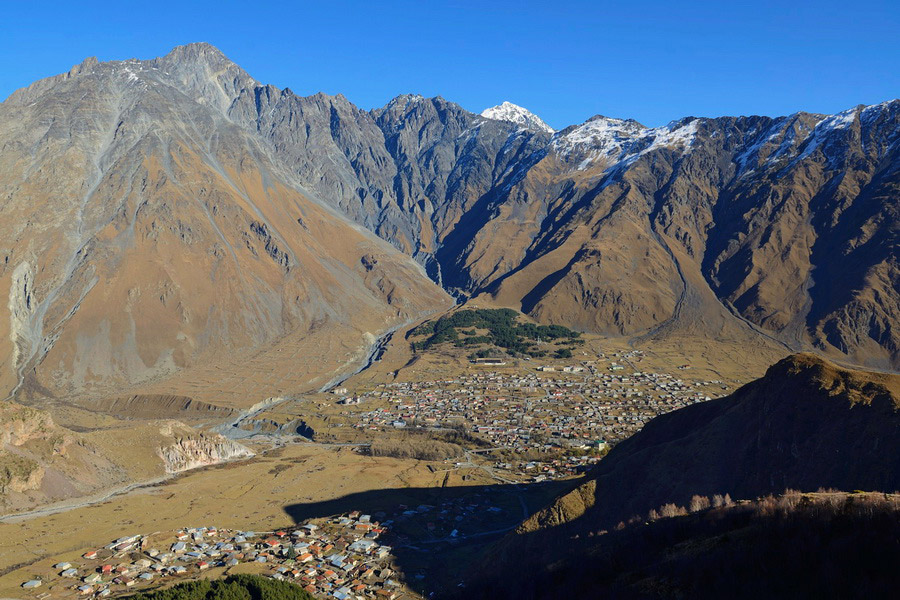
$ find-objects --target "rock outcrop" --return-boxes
[0,402,124,509]
[156,428,253,473]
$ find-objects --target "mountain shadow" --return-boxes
[282,479,574,596]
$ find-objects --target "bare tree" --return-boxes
[689,495,711,512]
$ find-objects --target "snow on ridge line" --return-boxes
[784,100,899,166]
[552,115,699,170]
[553,98,898,172]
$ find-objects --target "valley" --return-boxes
[0,305,782,599]
[0,38,896,600]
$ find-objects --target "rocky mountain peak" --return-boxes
[763,353,900,407]
[148,42,257,113]
[161,41,228,62]
[69,55,100,76]
[551,113,649,165]
[381,93,426,110]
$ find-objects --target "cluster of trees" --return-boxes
[126,575,313,600]
[409,309,580,358]
[641,493,734,524]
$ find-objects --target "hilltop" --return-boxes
[407,308,582,359]
[522,353,900,532]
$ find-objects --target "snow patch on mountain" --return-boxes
[627,118,700,162]
[481,101,554,133]
[792,107,863,165]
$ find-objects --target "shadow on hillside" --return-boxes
[445,491,900,600]
[282,479,576,596]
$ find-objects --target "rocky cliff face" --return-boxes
[226,86,551,284]
[156,427,253,473]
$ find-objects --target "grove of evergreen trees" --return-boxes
[409,309,580,357]
[126,574,314,600]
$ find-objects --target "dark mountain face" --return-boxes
[462,490,900,600]
[226,86,551,284]
[0,43,897,399]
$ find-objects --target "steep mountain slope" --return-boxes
[227,87,551,284]
[0,44,450,401]
[451,108,900,369]
[197,42,896,369]
[520,353,900,533]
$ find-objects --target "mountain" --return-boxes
[428,106,899,370]
[480,101,555,133]
[0,43,897,402]
[178,42,896,370]
[0,43,450,401]
[456,353,900,597]
[226,87,552,287]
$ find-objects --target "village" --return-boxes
[18,512,417,600]
[322,351,729,482]
[15,481,548,600]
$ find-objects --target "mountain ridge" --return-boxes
[0,44,897,402]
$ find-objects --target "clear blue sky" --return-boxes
[2,0,898,128]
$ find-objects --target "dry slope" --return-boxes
[0,44,450,401]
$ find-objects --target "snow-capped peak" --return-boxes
[480,101,555,133]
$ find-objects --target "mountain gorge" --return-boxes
[0,42,897,401]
